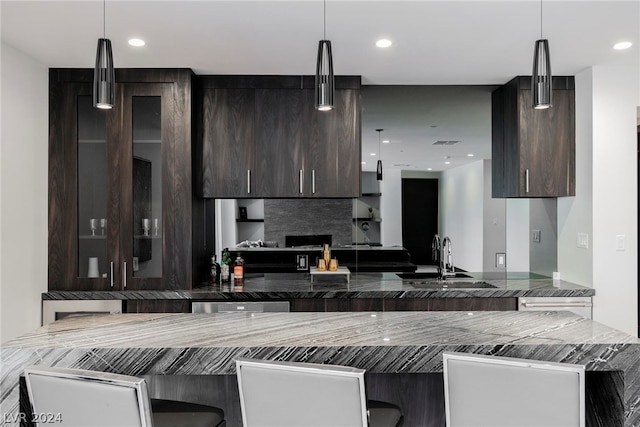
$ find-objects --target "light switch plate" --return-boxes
[577,233,589,249]
[616,235,626,251]
[532,229,541,243]
[496,253,506,268]
[296,254,309,270]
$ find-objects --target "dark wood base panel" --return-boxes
[124,300,191,313]
[289,298,517,312]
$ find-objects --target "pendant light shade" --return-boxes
[93,0,114,110]
[376,129,383,181]
[532,0,551,109]
[94,38,115,109]
[315,0,334,111]
[532,39,552,109]
[315,40,334,111]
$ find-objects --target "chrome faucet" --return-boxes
[431,234,441,266]
[440,236,455,280]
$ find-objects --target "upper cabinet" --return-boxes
[196,76,361,198]
[492,76,575,198]
[48,69,194,291]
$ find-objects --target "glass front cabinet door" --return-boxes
[49,69,193,291]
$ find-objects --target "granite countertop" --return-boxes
[2,311,633,350]
[1,311,639,425]
[42,272,595,300]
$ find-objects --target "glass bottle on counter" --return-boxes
[234,255,245,283]
[221,248,231,282]
[209,254,221,285]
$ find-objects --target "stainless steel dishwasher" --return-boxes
[518,296,592,319]
[192,301,290,313]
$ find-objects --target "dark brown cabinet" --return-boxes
[492,76,575,198]
[48,69,195,291]
[289,298,517,312]
[199,89,256,197]
[197,75,361,198]
[254,88,307,197]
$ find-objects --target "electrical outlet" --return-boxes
[496,253,506,268]
[532,229,541,243]
[296,254,309,270]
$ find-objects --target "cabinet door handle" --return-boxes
[247,170,251,194]
[525,169,530,193]
[312,170,316,194]
[110,262,114,288]
[123,261,127,288]
[299,170,304,194]
[521,302,592,308]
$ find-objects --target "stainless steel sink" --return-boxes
[407,280,497,289]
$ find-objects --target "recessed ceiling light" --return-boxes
[128,38,145,47]
[382,139,390,144]
[361,161,367,165]
[613,41,632,50]
[376,39,392,48]
[467,153,474,157]
[370,152,377,156]
[427,168,433,171]
[444,161,451,165]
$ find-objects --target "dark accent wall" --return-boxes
[264,199,352,247]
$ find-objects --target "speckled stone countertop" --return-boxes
[0,311,637,425]
[42,272,595,300]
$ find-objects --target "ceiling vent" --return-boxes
[433,140,461,145]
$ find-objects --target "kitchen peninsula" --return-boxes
[42,272,595,313]
[1,311,638,426]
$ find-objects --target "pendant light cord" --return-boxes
[540,0,543,39]
[103,0,106,38]
[323,0,326,40]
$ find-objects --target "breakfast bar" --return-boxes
[1,310,639,426]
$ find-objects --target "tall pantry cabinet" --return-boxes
[48,69,196,291]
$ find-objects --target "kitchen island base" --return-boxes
[2,312,637,426]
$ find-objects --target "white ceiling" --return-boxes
[1,0,638,171]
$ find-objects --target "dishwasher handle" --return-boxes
[520,301,592,308]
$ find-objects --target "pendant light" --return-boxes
[94,0,115,109]
[532,0,552,109]
[315,0,334,111]
[376,129,383,181]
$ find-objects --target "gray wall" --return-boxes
[530,198,558,276]
[264,199,352,247]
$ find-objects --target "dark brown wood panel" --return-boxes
[254,89,306,197]
[48,69,194,292]
[308,89,361,197]
[125,300,190,313]
[383,298,517,311]
[492,76,575,198]
[289,299,329,312]
[520,88,575,197]
[290,298,515,312]
[199,89,255,198]
[350,298,384,311]
[195,76,361,198]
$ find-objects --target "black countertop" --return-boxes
[43,271,595,300]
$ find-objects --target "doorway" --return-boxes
[402,178,439,265]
